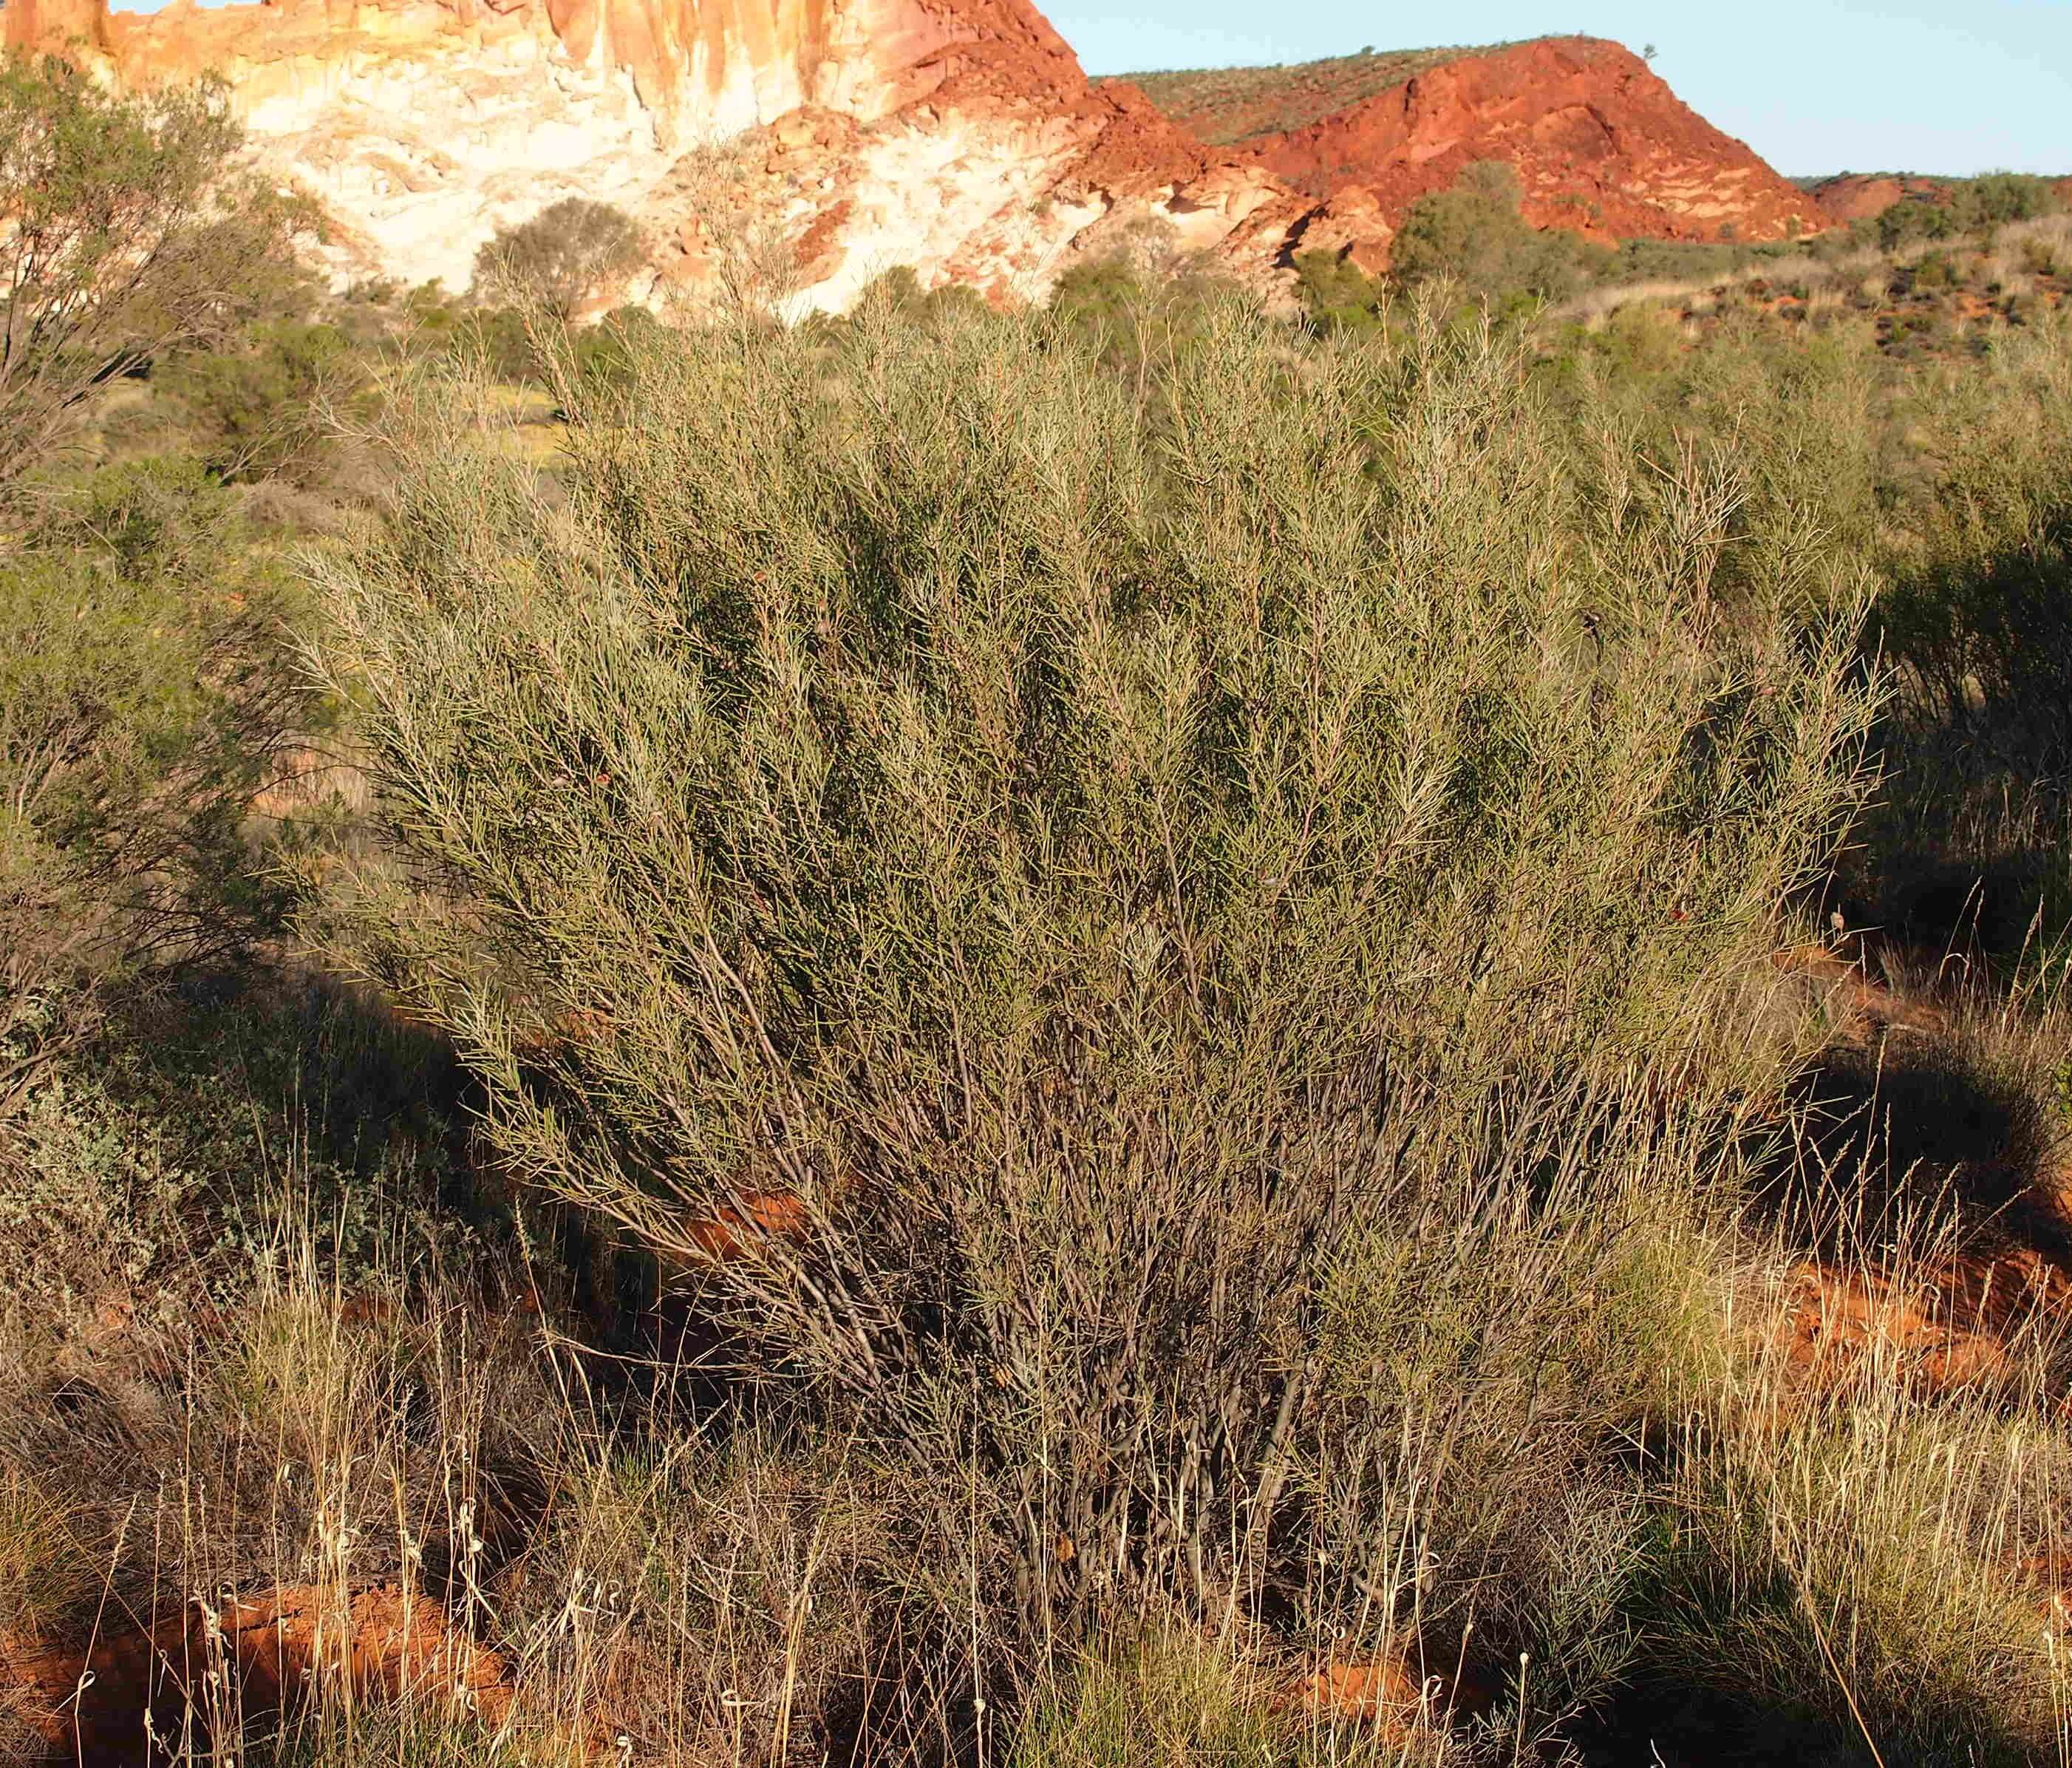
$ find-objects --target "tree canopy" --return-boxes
[0,52,313,497]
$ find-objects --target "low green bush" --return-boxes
[310,291,1872,1725]
[161,319,363,484]
[1289,248,1390,336]
[0,456,313,1101]
[1388,161,1610,309]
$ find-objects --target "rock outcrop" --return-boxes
[6,0,1330,304]
[5,2,1816,307]
[1125,38,1823,247]
[1810,173,1947,226]
[1810,171,2072,227]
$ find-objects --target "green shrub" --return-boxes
[1046,251,1238,382]
[0,455,313,1100]
[567,303,672,401]
[161,319,361,483]
[310,293,1871,1723]
[1289,248,1389,336]
[445,304,537,383]
[1875,173,2066,253]
[471,197,645,319]
[1911,249,1959,291]
[1391,161,1611,309]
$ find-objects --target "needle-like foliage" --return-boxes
[312,293,1875,1704]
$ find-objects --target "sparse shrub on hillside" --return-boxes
[0,52,314,500]
[1114,46,1513,146]
[1388,160,1610,310]
[471,197,646,319]
[1873,172,2068,253]
[310,292,1873,1741]
[1909,248,1959,291]
[2016,222,2067,279]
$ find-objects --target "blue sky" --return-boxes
[1049,0,2072,176]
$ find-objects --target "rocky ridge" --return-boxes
[1810,171,2072,226]
[1119,38,1824,248]
[7,0,1823,308]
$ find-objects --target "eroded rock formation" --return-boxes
[5,0,1822,309]
[6,0,1330,303]
[1134,38,1824,247]
[1810,171,2072,226]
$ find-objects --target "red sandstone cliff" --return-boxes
[1151,38,1822,248]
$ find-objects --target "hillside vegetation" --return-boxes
[1100,44,1516,143]
[4,52,2072,1768]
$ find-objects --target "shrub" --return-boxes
[0,456,312,1102]
[1289,248,1389,336]
[160,319,361,483]
[853,265,994,330]
[1911,249,1959,291]
[1556,313,1886,630]
[0,53,313,500]
[1875,174,2067,254]
[471,197,645,319]
[1389,161,1610,310]
[1874,316,2072,771]
[567,303,672,402]
[310,293,1872,1730]
[1046,251,1238,382]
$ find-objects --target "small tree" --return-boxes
[471,198,645,319]
[1389,161,1608,306]
[0,53,313,498]
[161,319,361,484]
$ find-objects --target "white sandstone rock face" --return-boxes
[7,4,1822,306]
[774,116,1098,315]
[252,33,681,290]
[6,0,1341,308]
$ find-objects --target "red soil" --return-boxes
[1777,1250,2072,1397]
[1,1584,512,1767]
